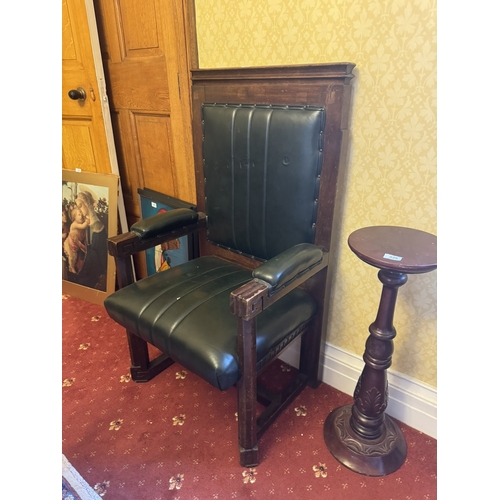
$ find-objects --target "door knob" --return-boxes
[68,87,87,101]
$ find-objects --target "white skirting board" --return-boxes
[279,340,437,439]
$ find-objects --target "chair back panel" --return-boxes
[202,104,325,261]
[191,64,356,266]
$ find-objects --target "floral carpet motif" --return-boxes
[62,295,437,499]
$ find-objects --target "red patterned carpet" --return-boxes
[62,294,437,499]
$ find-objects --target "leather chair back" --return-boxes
[202,104,325,261]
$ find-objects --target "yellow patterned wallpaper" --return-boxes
[194,0,437,387]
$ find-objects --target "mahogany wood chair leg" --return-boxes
[299,322,322,389]
[127,331,174,382]
[237,317,259,467]
[301,270,328,388]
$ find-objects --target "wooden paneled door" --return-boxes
[63,0,128,231]
[62,0,117,175]
[93,0,197,225]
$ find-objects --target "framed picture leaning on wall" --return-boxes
[62,169,119,305]
[138,188,197,276]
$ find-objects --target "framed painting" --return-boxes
[62,169,119,305]
[138,188,197,276]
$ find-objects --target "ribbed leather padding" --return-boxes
[202,104,325,260]
[104,256,317,390]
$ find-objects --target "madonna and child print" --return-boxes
[62,170,118,304]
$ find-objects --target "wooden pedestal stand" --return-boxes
[324,226,437,476]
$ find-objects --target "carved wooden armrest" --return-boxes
[230,280,270,321]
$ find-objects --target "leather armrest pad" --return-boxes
[131,208,199,241]
[252,243,323,289]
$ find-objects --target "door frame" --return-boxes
[83,0,128,232]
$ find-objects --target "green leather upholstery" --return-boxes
[105,256,316,390]
[130,208,198,241]
[252,243,323,290]
[202,104,325,260]
[105,105,324,389]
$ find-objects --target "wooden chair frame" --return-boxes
[107,64,355,466]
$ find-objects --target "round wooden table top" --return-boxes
[348,226,437,274]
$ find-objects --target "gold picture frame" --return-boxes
[62,169,118,305]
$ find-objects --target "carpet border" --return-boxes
[62,454,101,500]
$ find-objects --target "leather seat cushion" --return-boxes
[104,256,317,390]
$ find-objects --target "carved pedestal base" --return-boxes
[323,226,436,476]
[323,405,407,476]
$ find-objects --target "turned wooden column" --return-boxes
[324,226,437,476]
